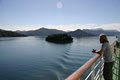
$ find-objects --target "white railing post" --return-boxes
[99,56,103,80]
[91,63,95,80]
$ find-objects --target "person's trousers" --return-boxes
[103,61,114,80]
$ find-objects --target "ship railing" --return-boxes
[65,41,118,80]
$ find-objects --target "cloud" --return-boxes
[0,23,120,31]
[99,23,120,31]
[43,24,98,31]
[45,23,120,31]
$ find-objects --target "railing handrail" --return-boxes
[65,41,116,80]
[65,54,101,80]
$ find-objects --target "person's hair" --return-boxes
[99,33,109,43]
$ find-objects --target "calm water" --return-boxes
[0,36,116,80]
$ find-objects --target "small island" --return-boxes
[45,34,73,43]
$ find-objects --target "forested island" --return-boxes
[45,34,73,43]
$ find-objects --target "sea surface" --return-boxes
[0,36,116,80]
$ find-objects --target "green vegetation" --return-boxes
[46,34,73,43]
[0,29,27,37]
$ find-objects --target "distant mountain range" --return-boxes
[17,28,65,37]
[67,29,94,37]
[83,28,120,36]
[17,28,120,37]
[0,29,26,37]
[17,28,94,37]
[0,28,120,37]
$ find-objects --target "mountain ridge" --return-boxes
[1,28,120,37]
[17,27,65,37]
[83,28,120,36]
[17,28,120,37]
[0,29,26,37]
[67,29,94,37]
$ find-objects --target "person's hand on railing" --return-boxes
[92,49,103,55]
[92,49,96,53]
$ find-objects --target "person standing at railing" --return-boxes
[92,33,114,80]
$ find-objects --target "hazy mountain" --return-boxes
[83,28,120,36]
[16,28,120,37]
[17,28,93,37]
[67,29,94,37]
[17,27,65,37]
[0,29,26,37]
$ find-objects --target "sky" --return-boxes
[0,0,120,31]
